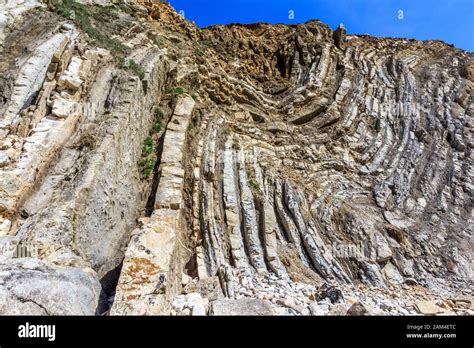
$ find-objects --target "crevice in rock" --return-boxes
[12,293,51,315]
[144,128,167,217]
[97,260,123,316]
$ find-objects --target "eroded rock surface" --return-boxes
[0,1,472,316]
[0,256,100,315]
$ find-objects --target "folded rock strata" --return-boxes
[0,1,472,316]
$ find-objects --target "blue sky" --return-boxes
[168,0,474,51]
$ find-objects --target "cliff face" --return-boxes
[0,1,472,316]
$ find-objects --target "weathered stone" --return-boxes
[0,257,101,315]
[415,300,444,315]
[451,297,472,309]
[154,96,195,209]
[112,96,195,315]
[347,302,369,316]
[382,262,404,285]
[0,0,470,317]
[210,298,274,315]
[309,302,328,315]
[0,152,10,168]
[0,218,12,236]
[51,98,78,118]
[328,304,348,316]
[195,276,224,301]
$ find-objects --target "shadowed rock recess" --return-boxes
[0,0,472,316]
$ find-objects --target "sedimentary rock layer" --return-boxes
[0,1,472,316]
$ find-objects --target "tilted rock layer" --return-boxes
[0,1,472,316]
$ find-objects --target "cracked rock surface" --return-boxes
[0,1,472,315]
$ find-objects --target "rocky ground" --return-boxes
[169,268,473,316]
[0,1,472,316]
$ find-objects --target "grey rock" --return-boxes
[210,298,274,316]
[328,304,348,316]
[191,304,206,316]
[347,302,369,316]
[0,257,101,315]
[0,151,10,168]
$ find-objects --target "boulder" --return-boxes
[0,151,10,168]
[382,262,404,285]
[347,302,369,316]
[328,304,348,316]
[415,300,444,315]
[309,302,329,315]
[210,298,274,316]
[0,218,11,236]
[51,98,78,119]
[0,257,101,315]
